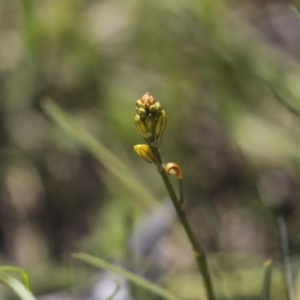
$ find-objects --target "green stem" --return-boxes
[277,216,295,300]
[178,179,184,205]
[261,260,272,300]
[150,146,216,300]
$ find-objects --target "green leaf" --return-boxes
[73,252,180,300]
[0,266,31,291]
[0,271,36,300]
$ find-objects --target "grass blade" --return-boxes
[0,266,31,291]
[290,4,300,20]
[41,98,157,209]
[0,271,36,300]
[73,252,180,300]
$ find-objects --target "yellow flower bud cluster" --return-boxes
[134,92,167,145]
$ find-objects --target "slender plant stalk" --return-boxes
[277,216,295,300]
[134,92,216,300]
[261,259,272,300]
[151,146,216,300]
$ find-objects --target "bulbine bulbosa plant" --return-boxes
[133,92,216,300]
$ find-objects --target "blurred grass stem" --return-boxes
[277,216,295,300]
[42,98,157,209]
[270,86,300,119]
[74,253,180,300]
[261,260,272,300]
[150,146,216,300]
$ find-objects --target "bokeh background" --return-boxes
[1,0,300,299]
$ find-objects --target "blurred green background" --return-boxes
[1,0,300,299]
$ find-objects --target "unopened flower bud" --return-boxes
[133,144,156,163]
[149,105,156,114]
[135,115,152,139]
[140,92,155,109]
[136,107,147,118]
[135,114,146,131]
[136,100,143,108]
[145,114,155,132]
[154,110,167,139]
[149,102,162,115]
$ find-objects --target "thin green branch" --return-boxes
[150,146,216,300]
